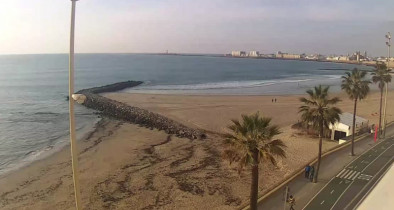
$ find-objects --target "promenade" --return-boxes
[258,123,394,210]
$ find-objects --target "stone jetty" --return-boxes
[76,81,206,140]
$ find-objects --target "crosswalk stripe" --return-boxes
[344,170,354,179]
[352,172,360,180]
[346,171,356,179]
[339,169,350,178]
[348,171,358,180]
[336,169,347,177]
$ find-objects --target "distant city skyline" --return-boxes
[1,0,393,56]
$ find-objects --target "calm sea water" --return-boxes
[0,54,371,175]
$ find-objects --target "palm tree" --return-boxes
[299,85,341,183]
[341,68,370,156]
[223,112,286,210]
[371,62,392,136]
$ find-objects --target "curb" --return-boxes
[240,121,393,210]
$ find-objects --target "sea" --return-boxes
[0,53,373,176]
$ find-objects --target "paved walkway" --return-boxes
[258,124,394,210]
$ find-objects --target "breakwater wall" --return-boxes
[77,81,206,140]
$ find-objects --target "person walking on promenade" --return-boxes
[309,166,315,182]
[305,165,310,178]
[288,195,296,210]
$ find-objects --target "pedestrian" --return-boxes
[288,195,296,210]
[305,165,310,178]
[272,98,274,103]
[275,98,277,103]
[309,166,315,182]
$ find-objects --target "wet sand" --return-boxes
[0,90,393,209]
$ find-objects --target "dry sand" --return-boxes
[0,90,393,210]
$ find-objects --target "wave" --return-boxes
[132,76,342,91]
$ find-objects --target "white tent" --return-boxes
[329,112,369,143]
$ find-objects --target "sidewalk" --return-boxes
[258,124,394,210]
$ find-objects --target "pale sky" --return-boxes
[1,0,393,56]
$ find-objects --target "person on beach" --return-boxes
[305,165,310,178]
[288,195,296,210]
[275,98,277,103]
[272,98,274,103]
[309,166,315,181]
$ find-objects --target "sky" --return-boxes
[1,0,393,56]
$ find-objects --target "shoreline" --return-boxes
[1,85,393,209]
[0,115,101,179]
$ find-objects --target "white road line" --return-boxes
[330,144,394,210]
[340,170,351,178]
[330,190,334,194]
[336,169,346,177]
[344,170,354,179]
[302,136,392,210]
[352,172,360,180]
[348,171,357,180]
[321,200,325,205]
[352,156,394,209]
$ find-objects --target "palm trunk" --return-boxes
[379,88,383,136]
[351,99,357,156]
[313,120,323,183]
[250,149,259,210]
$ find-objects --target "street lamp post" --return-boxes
[69,0,82,209]
[382,32,391,138]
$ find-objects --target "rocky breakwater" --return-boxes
[76,81,206,140]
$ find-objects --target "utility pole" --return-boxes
[69,0,82,209]
[383,32,391,138]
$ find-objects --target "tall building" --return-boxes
[231,51,246,57]
[249,51,260,57]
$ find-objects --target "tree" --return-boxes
[371,62,392,136]
[299,85,341,183]
[223,112,286,210]
[341,68,370,156]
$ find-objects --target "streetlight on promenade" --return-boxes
[382,32,391,138]
[69,0,82,209]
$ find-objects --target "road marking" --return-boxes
[338,169,348,178]
[344,170,357,179]
[352,156,394,209]
[330,144,394,210]
[340,169,351,178]
[321,200,325,205]
[337,169,346,177]
[347,171,358,180]
[330,190,334,194]
[352,172,360,180]
[358,174,373,181]
[302,136,392,210]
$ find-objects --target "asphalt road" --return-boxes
[303,135,394,210]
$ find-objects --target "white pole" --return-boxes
[383,32,391,138]
[69,0,82,209]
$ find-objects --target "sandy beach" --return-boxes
[0,90,393,210]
